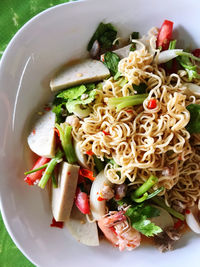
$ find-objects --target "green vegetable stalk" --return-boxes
[131,175,158,200]
[108,94,148,111]
[55,123,77,164]
[152,196,185,221]
[24,163,48,175]
[38,150,63,189]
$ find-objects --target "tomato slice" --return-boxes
[157,20,174,50]
[24,157,50,185]
[75,187,90,214]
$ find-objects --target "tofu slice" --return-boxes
[50,59,110,92]
[65,205,99,246]
[113,44,132,58]
[52,162,80,222]
[27,110,56,158]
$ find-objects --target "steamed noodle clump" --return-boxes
[72,28,200,210]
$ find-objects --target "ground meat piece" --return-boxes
[154,226,181,252]
[114,184,127,200]
[100,185,114,200]
[65,115,80,127]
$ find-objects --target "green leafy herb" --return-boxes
[57,85,87,100]
[52,103,67,123]
[177,55,200,81]
[55,123,77,164]
[132,83,147,94]
[130,44,136,52]
[108,94,148,111]
[66,89,96,113]
[186,104,200,133]
[94,156,105,173]
[131,32,139,39]
[87,22,117,51]
[126,203,162,237]
[104,51,120,76]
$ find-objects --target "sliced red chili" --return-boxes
[147,99,157,109]
[86,150,94,156]
[102,131,110,136]
[50,217,63,228]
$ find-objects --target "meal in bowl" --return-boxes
[24,19,200,252]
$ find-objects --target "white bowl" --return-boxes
[0,0,200,266]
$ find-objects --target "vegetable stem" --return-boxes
[169,40,176,50]
[176,51,200,62]
[38,150,63,189]
[24,163,48,175]
[152,196,185,221]
[55,123,77,164]
[146,187,164,200]
[132,192,148,203]
[108,94,148,112]
[131,175,158,199]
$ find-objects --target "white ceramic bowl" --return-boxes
[0,0,200,266]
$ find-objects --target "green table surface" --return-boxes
[0,1,72,266]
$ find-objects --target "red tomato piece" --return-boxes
[157,20,174,50]
[24,157,50,185]
[147,99,157,109]
[75,187,90,214]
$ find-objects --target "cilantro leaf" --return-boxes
[132,218,163,237]
[125,203,162,237]
[104,51,120,76]
[186,104,200,133]
[66,90,96,113]
[177,55,200,81]
[87,22,117,51]
[57,85,87,100]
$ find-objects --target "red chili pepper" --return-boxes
[102,131,110,136]
[50,217,63,228]
[192,49,200,58]
[147,99,157,109]
[24,157,50,185]
[174,219,183,229]
[157,20,174,50]
[97,196,106,201]
[54,128,60,137]
[44,106,51,111]
[185,209,191,214]
[32,129,36,134]
[86,150,94,156]
[126,109,133,113]
[79,168,95,181]
[75,187,90,214]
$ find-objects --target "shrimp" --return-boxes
[98,211,141,251]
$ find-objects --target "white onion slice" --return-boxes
[150,205,174,229]
[157,49,183,64]
[74,141,88,169]
[185,206,200,234]
[184,83,200,96]
[90,170,112,220]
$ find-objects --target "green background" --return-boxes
[0,1,72,266]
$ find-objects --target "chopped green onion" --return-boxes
[146,187,164,200]
[38,150,63,189]
[169,40,177,50]
[55,123,77,164]
[108,94,148,112]
[24,163,48,175]
[152,196,185,221]
[132,192,148,203]
[51,171,58,188]
[131,175,158,200]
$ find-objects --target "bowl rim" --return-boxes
[0,1,86,265]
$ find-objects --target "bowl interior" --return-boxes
[0,0,200,266]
